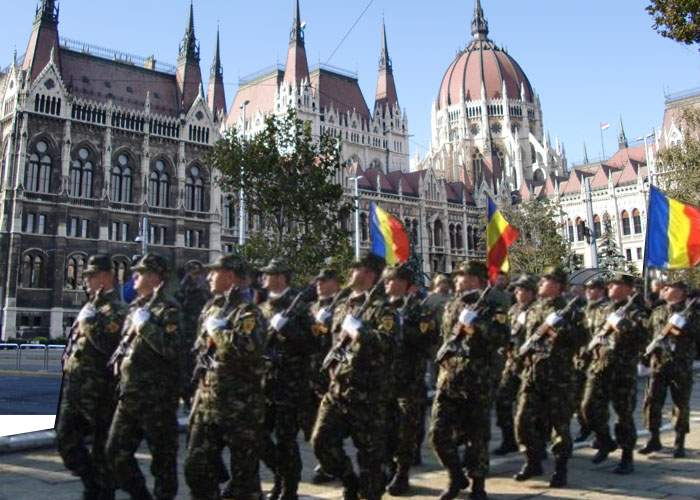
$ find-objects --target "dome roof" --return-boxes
[437,1,534,109]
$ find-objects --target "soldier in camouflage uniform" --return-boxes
[493,274,537,456]
[311,254,396,500]
[259,258,314,500]
[57,255,128,500]
[574,277,608,443]
[106,254,182,500]
[184,255,267,500]
[430,261,509,500]
[581,273,648,474]
[640,280,699,458]
[383,264,438,495]
[514,266,585,488]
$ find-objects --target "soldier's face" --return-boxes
[317,278,339,298]
[349,267,373,290]
[514,287,535,305]
[665,286,687,305]
[208,269,236,294]
[585,287,606,302]
[538,278,562,299]
[455,274,481,293]
[263,273,288,293]
[385,278,409,297]
[607,283,631,302]
[134,271,161,297]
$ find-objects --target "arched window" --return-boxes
[576,217,585,241]
[185,166,204,211]
[411,220,418,244]
[148,160,170,207]
[25,141,52,193]
[21,253,45,288]
[69,147,94,198]
[621,210,631,236]
[567,219,574,242]
[593,214,601,239]
[471,153,483,185]
[360,213,368,242]
[434,220,444,247]
[223,196,236,229]
[632,209,642,234]
[455,224,464,250]
[112,259,129,287]
[467,225,474,250]
[449,224,456,250]
[110,154,133,203]
[65,254,87,290]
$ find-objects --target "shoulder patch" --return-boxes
[241,316,257,335]
[165,323,178,334]
[419,321,433,334]
[106,321,121,334]
[380,315,395,331]
[495,313,508,324]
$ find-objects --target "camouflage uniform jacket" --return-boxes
[193,289,266,422]
[309,295,335,397]
[388,294,438,398]
[588,299,648,374]
[576,298,608,370]
[436,290,509,399]
[326,291,398,404]
[647,301,700,372]
[503,300,534,374]
[521,296,585,383]
[259,289,314,405]
[63,289,127,398]
[117,292,182,403]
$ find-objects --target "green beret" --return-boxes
[132,253,170,279]
[205,254,247,275]
[541,265,568,285]
[83,254,113,276]
[607,272,635,287]
[511,274,537,291]
[261,258,291,275]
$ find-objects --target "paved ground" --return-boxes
[2,372,700,499]
[0,372,61,415]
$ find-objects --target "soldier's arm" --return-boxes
[86,300,127,356]
[403,302,437,352]
[138,304,182,362]
[217,304,265,362]
[353,303,397,354]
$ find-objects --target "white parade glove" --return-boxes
[270,313,289,332]
[459,309,478,327]
[205,316,228,335]
[669,313,687,330]
[315,307,332,324]
[132,308,151,328]
[342,314,363,340]
[545,313,562,327]
[77,303,97,322]
[517,311,527,326]
[607,312,623,329]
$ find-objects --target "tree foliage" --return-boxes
[647,0,700,47]
[208,110,353,284]
[597,217,627,274]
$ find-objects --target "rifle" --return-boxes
[61,286,94,367]
[518,296,584,358]
[644,297,698,359]
[435,285,492,363]
[313,287,353,334]
[586,292,639,352]
[321,279,386,372]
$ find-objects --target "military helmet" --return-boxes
[261,258,291,276]
[452,261,488,281]
[607,272,635,288]
[132,253,170,279]
[350,253,386,276]
[584,275,607,289]
[541,265,568,285]
[510,273,537,292]
[83,254,113,276]
[205,254,248,275]
[382,263,414,283]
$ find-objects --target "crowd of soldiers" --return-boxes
[56,251,699,500]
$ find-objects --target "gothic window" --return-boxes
[21,253,45,288]
[467,225,474,250]
[621,210,631,236]
[148,160,170,207]
[185,166,204,211]
[69,147,93,198]
[360,213,368,242]
[113,259,129,286]
[110,154,133,203]
[411,220,419,244]
[593,214,601,239]
[455,224,464,249]
[449,224,456,250]
[434,220,444,248]
[576,217,585,242]
[65,254,87,290]
[223,196,236,229]
[632,209,642,234]
[25,141,52,193]
[567,219,574,242]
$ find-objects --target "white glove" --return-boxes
[270,313,289,332]
[342,314,363,340]
[205,316,228,335]
[77,303,97,322]
[607,312,623,329]
[315,307,332,324]
[545,313,562,327]
[516,311,527,326]
[669,313,687,330]
[459,309,478,327]
[132,308,151,328]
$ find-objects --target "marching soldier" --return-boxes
[184,255,267,500]
[57,254,128,500]
[383,264,438,495]
[640,280,699,458]
[430,261,508,500]
[514,266,585,488]
[493,274,537,456]
[581,273,648,474]
[106,254,182,500]
[259,258,314,500]
[311,254,396,500]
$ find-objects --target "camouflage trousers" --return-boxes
[582,364,638,450]
[515,371,574,461]
[643,361,694,434]
[386,395,425,468]
[261,401,303,489]
[573,354,592,429]
[311,394,387,500]
[495,361,521,430]
[56,380,115,490]
[185,400,264,500]
[106,396,179,499]
[430,389,491,479]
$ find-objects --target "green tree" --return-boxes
[208,110,353,284]
[502,198,574,275]
[597,217,627,274]
[647,0,700,48]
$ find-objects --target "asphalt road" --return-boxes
[0,374,61,415]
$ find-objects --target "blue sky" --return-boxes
[2,0,698,165]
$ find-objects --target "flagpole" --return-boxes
[600,124,607,160]
[642,184,653,303]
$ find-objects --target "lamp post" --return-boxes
[348,176,364,259]
[135,216,148,255]
[635,132,656,187]
[239,100,251,246]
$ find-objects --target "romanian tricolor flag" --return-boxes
[369,203,410,265]
[486,196,520,282]
[645,186,700,269]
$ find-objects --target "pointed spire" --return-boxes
[290,0,305,44]
[375,17,399,115]
[618,116,629,149]
[35,0,59,25]
[176,1,203,112]
[24,0,61,81]
[583,142,590,164]
[210,25,223,79]
[471,0,489,39]
[208,27,226,118]
[379,16,392,71]
[283,0,310,87]
[179,1,200,61]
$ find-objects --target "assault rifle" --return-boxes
[435,286,492,363]
[586,292,639,352]
[312,287,353,336]
[61,286,94,367]
[644,297,698,359]
[518,296,584,358]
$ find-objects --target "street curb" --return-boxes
[0,369,62,378]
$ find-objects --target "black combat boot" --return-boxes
[549,457,568,488]
[574,426,591,443]
[279,480,299,500]
[493,425,519,456]
[311,464,335,484]
[387,465,410,496]
[81,477,100,500]
[341,472,359,500]
[638,431,662,455]
[592,434,618,464]
[613,449,634,474]
[438,468,469,500]
[673,433,686,458]
[513,458,543,481]
[413,446,423,466]
[469,477,488,500]
[266,475,282,500]
[124,483,154,500]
